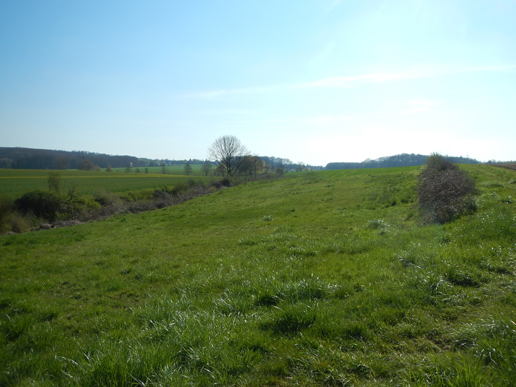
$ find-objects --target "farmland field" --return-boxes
[1,164,516,386]
[0,166,210,198]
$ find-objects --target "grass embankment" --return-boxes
[1,165,516,386]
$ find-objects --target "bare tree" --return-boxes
[252,156,265,177]
[201,160,213,176]
[184,161,192,176]
[47,172,62,194]
[208,135,250,177]
[240,155,264,178]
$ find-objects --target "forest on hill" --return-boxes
[325,153,480,170]
[1,147,493,173]
[0,147,144,169]
[0,147,207,170]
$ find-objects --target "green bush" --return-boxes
[63,195,101,218]
[1,195,34,233]
[169,182,188,196]
[118,190,153,202]
[9,213,32,233]
[47,172,63,193]
[14,190,99,223]
[93,190,121,206]
[0,196,14,233]
[221,177,232,187]
[14,190,63,221]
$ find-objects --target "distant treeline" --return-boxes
[258,156,323,172]
[0,147,324,172]
[325,153,480,170]
[2,148,483,172]
[0,148,205,170]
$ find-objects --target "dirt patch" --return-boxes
[492,163,516,171]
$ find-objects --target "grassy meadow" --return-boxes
[1,164,516,385]
[0,165,208,199]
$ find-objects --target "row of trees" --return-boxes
[1,142,322,174]
[0,147,212,170]
[205,135,326,177]
[207,136,286,177]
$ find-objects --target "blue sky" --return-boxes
[1,0,515,166]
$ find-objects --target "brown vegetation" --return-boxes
[492,163,516,171]
[417,154,476,223]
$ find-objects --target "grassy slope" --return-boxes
[1,165,516,386]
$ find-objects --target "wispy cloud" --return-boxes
[461,64,516,73]
[190,69,430,99]
[400,100,435,116]
[192,85,282,99]
[190,64,515,99]
[298,68,432,88]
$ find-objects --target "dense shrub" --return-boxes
[153,190,172,208]
[221,177,232,187]
[417,154,476,223]
[0,196,14,233]
[169,182,188,196]
[63,195,101,218]
[14,190,100,222]
[93,190,121,207]
[6,174,237,234]
[210,177,233,189]
[9,213,32,233]
[15,190,63,221]
[152,190,171,201]
[47,172,63,193]
[0,198,33,233]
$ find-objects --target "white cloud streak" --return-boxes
[190,64,515,99]
[400,100,435,116]
[461,65,516,73]
[297,68,431,88]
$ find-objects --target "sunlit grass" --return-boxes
[1,165,515,385]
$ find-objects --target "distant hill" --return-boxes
[0,147,205,170]
[325,153,480,170]
[1,148,480,172]
[0,147,325,171]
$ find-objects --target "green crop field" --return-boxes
[1,165,516,386]
[143,164,206,175]
[0,166,210,199]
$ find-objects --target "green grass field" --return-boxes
[1,165,516,385]
[0,165,210,199]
